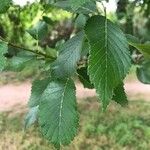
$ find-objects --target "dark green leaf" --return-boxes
[0,0,11,13]
[52,31,84,78]
[29,78,51,107]
[85,15,131,109]
[27,21,48,40]
[126,34,150,58]
[77,67,94,89]
[43,16,55,25]
[8,52,35,71]
[70,0,93,10]
[76,1,97,14]
[113,83,128,106]
[132,43,150,58]
[24,106,38,129]
[39,78,79,149]
[126,34,140,44]
[45,47,57,62]
[136,61,150,84]
[0,41,8,71]
[54,1,72,12]
[75,14,87,29]
[81,41,90,56]
[54,0,97,14]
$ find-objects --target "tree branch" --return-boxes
[0,36,56,60]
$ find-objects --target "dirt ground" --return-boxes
[0,80,150,111]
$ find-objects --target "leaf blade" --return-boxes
[126,34,150,58]
[29,78,50,107]
[39,78,79,148]
[27,21,48,40]
[0,41,8,71]
[70,0,93,10]
[136,61,150,84]
[24,106,38,130]
[0,0,11,13]
[85,15,131,109]
[77,67,94,89]
[113,83,128,106]
[52,32,84,78]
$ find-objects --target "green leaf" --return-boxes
[126,34,140,44]
[54,0,97,14]
[54,1,72,12]
[0,41,8,71]
[52,31,84,78]
[136,61,150,84]
[24,106,38,129]
[39,78,79,149]
[77,67,94,89]
[81,41,90,56]
[85,15,131,109]
[75,1,97,14]
[113,83,128,106]
[132,43,150,58]
[45,47,57,62]
[75,14,87,29]
[0,0,11,13]
[29,78,51,107]
[70,0,92,10]
[8,52,35,71]
[126,34,150,58]
[27,21,48,40]
[43,16,55,25]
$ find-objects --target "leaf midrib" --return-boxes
[104,16,109,104]
[58,78,69,145]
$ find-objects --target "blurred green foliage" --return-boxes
[0,2,72,78]
[116,0,150,41]
[1,99,150,149]
[0,2,71,50]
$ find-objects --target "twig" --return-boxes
[0,36,56,60]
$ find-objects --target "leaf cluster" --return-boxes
[0,0,150,149]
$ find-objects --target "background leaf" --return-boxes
[136,61,150,84]
[54,0,97,14]
[77,67,94,89]
[24,106,38,129]
[70,0,93,10]
[75,14,87,29]
[29,78,51,107]
[126,34,150,58]
[126,34,140,44]
[27,21,48,40]
[113,83,128,106]
[0,0,11,13]
[7,52,36,71]
[0,41,8,71]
